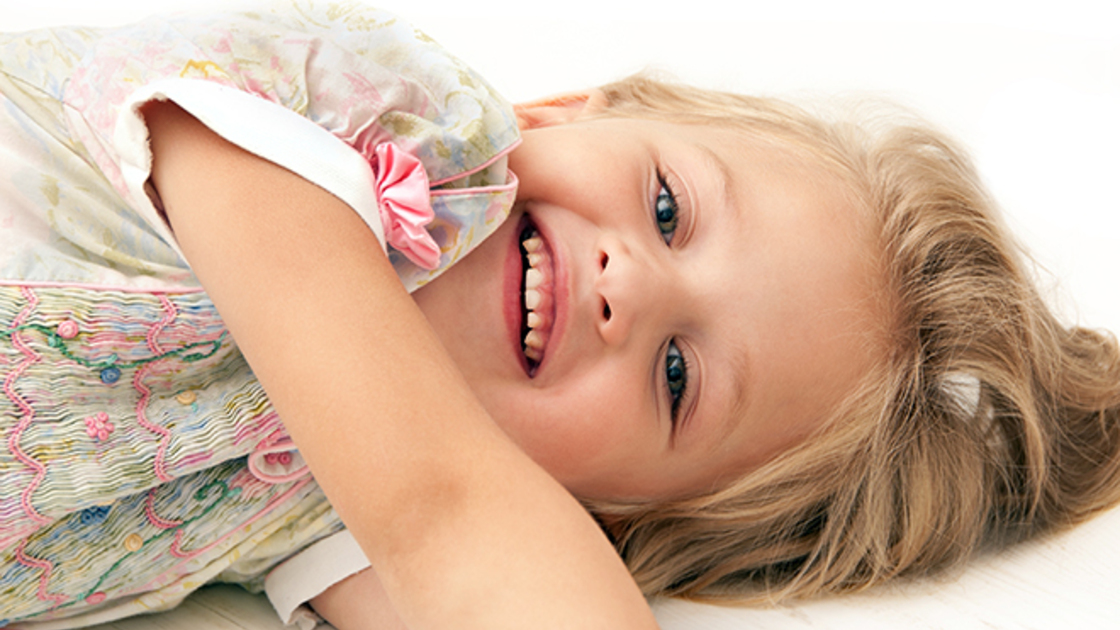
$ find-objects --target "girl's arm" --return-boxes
[310,567,408,630]
[142,101,658,630]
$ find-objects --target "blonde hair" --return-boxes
[585,75,1120,602]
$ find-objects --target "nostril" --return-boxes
[602,300,612,321]
[600,251,609,270]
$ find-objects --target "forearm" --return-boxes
[143,102,657,630]
[311,568,409,630]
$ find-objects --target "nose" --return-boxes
[594,234,662,346]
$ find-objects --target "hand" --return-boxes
[311,568,409,630]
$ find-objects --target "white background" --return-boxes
[7,0,1119,332]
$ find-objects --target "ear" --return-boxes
[513,89,609,130]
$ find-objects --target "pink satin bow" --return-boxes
[373,142,440,270]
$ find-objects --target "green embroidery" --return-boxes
[75,480,243,604]
[2,323,227,370]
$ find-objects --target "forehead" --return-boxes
[670,121,886,483]
[610,115,860,210]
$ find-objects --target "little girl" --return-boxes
[3,3,1119,629]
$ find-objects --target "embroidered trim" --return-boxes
[4,287,50,526]
[2,286,231,535]
[83,412,115,442]
[136,477,312,594]
[134,365,172,482]
[75,480,242,605]
[144,488,183,531]
[16,540,68,609]
[148,295,178,354]
[0,323,225,371]
[428,137,522,187]
[135,296,180,480]
[248,436,310,484]
[168,530,190,559]
[0,524,42,553]
[0,279,205,294]
[430,169,519,197]
[233,411,283,447]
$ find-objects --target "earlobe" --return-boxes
[514,89,608,130]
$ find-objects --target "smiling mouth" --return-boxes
[519,220,556,376]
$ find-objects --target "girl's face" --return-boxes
[413,102,885,502]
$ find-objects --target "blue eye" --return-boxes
[666,341,688,419]
[655,176,679,244]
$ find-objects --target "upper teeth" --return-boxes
[525,288,542,310]
[526,268,543,289]
[521,229,552,364]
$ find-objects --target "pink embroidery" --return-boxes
[428,172,520,196]
[147,295,178,354]
[56,319,79,339]
[144,488,183,530]
[0,279,205,294]
[228,467,273,499]
[232,410,283,446]
[138,478,313,590]
[16,540,68,608]
[5,287,50,525]
[85,592,107,605]
[133,296,179,482]
[169,528,190,559]
[373,142,441,269]
[428,138,522,187]
[175,451,215,469]
[430,170,520,222]
[83,412,115,442]
[248,429,309,483]
[134,364,172,483]
[264,452,292,466]
[0,524,41,552]
[249,439,309,483]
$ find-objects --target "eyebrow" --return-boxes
[725,344,752,438]
[689,142,751,442]
[696,143,737,222]
[689,318,751,449]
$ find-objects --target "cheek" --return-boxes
[488,375,648,488]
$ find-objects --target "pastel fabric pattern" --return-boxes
[0,2,519,627]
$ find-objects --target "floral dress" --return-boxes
[0,2,519,627]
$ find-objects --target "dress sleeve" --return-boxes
[264,529,372,629]
[109,77,385,262]
[58,3,520,290]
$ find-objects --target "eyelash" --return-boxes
[665,342,689,423]
[654,171,682,245]
[653,169,690,425]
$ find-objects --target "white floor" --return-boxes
[83,585,301,630]
[81,503,1120,630]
